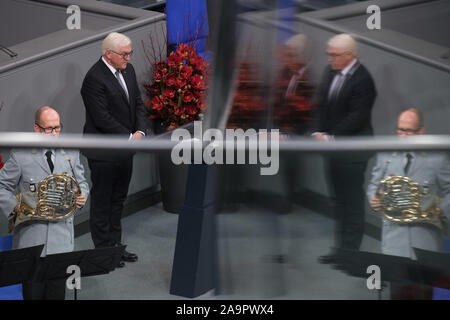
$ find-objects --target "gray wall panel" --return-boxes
[1,0,127,47]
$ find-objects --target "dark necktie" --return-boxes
[45,150,54,173]
[328,71,345,101]
[115,70,129,100]
[404,153,412,175]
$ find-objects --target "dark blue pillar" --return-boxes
[170,163,217,298]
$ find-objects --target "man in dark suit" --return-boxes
[311,34,377,263]
[81,32,149,267]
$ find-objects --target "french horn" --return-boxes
[10,159,80,230]
[379,175,447,234]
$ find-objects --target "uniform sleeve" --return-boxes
[437,155,450,223]
[367,153,386,200]
[0,152,21,218]
[72,152,89,199]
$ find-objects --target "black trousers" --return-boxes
[22,279,66,300]
[327,158,368,251]
[88,158,133,248]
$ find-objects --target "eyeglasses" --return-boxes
[326,51,349,58]
[110,49,133,59]
[396,127,421,134]
[35,123,63,133]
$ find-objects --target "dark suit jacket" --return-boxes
[311,62,377,137]
[81,58,149,160]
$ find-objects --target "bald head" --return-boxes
[397,108,424,136]
[34,106,61,136]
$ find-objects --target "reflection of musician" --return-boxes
[367,109,450,299]
[0,106,89,300]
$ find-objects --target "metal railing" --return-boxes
[0,132,449,153]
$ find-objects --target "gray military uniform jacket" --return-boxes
[0,148,89,256]
[367,151,450,259]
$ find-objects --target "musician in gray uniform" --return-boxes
[367,108,450,298]
[0,106,89,300]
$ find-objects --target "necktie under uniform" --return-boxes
[115,70,129,101]
[404,153,413,175]
[45,150,54,173]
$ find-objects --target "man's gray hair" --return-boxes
[285,34,311,62]
[101,32,132,55]
[327,33,357,56]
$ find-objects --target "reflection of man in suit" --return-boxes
[367,108,450,299]
[275,34,314,135]
[311,34,377,263]
[81,32,149,266]
[0,106,89,300]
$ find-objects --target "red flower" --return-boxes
[174,106,185,116]
[198,101,206,111]
[154,62,168,81]
[177,43,194,59]
[167,52,182,68]
[190,74,205,90]
[189,55,202,70]
[182,90,194,103]
[151,96,163,110]
[186,104,198,115]
[176,77,187,88]
[165,73,177,87]
[164,88,176,99]
[155,61,168,70]
[192,90,203,98]
[194,59,209,73]
[190,55,208,72]
[180,65,193,79]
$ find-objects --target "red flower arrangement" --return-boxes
[226,61,266,130]
[227,45,315,133]
[143,43,210,131]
